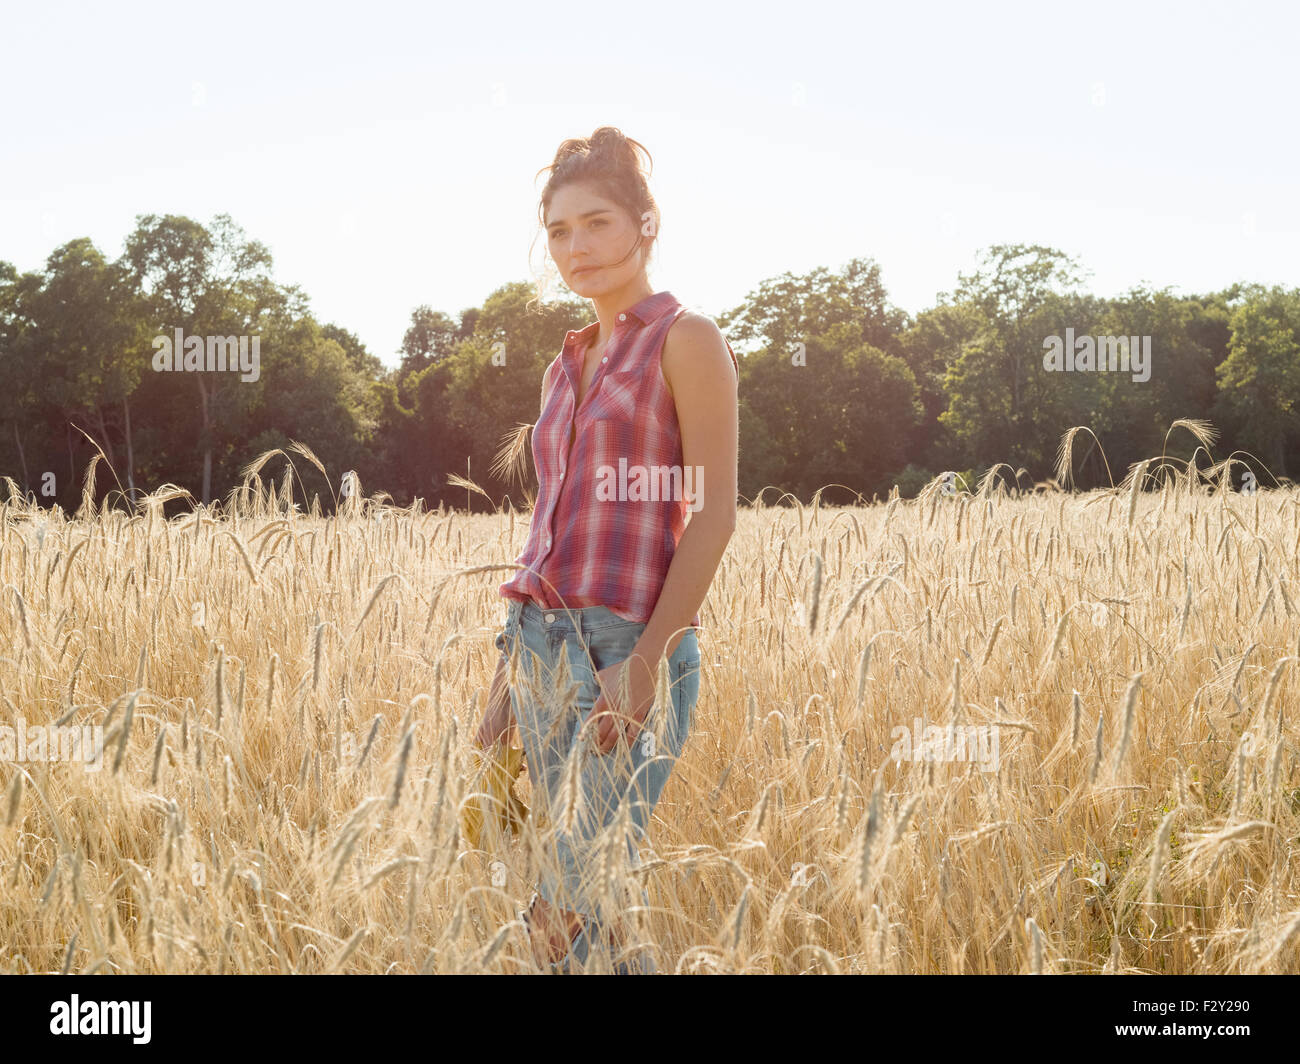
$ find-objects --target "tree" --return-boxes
[120,213,279,503]
[723,318,920,500]
[0,259,40,494]
[1084,285,1218,477]
[399,305,461,375]
[1215,284,1300,478]
[718,258,915,499]
[899,300,991,469]
[0,241,148,505]
[241,317,378,503]
[323,323,384,379]
[719,256,910,359]
[440,282,587,509]
[940,244,1088,473]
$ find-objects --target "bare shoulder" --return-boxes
[661,310,736,398]
[665,309,725,350]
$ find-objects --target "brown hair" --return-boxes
[529,126,659,303]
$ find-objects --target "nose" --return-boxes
[561,230,594,262]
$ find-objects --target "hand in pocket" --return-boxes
[587,653,657,755]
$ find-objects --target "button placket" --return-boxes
[587,320,622,396]
[537,311,636,568]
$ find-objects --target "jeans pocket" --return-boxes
[495,601,521,656]
[583,621,645,678]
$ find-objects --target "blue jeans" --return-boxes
[494,598,701,959]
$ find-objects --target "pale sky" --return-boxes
[3,0,1296,368]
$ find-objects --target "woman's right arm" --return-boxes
[474,361,554,750]
[475,650,515,749]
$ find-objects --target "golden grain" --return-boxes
[1,467,1298,975]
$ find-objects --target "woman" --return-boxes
[474,126,739,974]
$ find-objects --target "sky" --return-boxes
[3,0,1297,368]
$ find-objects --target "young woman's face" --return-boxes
[545,183,647,295]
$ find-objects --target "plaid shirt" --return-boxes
[499,290,738,626]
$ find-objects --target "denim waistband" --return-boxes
[506,597,644,637]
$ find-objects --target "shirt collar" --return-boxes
[565,290,679,348]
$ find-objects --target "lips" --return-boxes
[573,266,599,276]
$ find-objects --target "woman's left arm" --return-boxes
[589,313,739,753]
[632,313,739,665]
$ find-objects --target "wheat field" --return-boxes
[2,451,1299,975]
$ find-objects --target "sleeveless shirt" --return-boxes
[498,290,739,627]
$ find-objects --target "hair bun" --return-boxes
[588,126,631,161]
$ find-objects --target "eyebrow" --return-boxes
[547,209,613,230]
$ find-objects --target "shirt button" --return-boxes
[602,356,608,362]
[618,313,626,321]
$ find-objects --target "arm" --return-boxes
[588,313,738,753]
[475,651,516,748]
[476,362,555,748]
[632,313,738,666]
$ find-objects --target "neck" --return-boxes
[588,276,655,347]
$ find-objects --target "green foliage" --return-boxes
[0,222,1295,511]
[719,261,922,500]
[889,464,935,499]
[1214,284,1300,477]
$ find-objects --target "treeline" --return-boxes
[1,213,1296,513]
